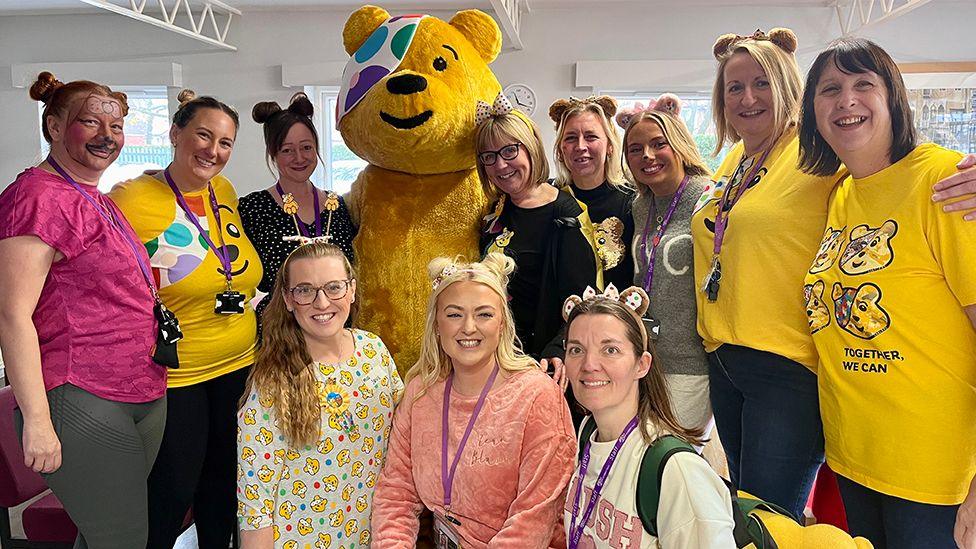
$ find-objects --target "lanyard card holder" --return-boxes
[433,513,463,549]
[152,301,182,369]
[215,290,246,315]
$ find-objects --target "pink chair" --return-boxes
[0,386,75,549]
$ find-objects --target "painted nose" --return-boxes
[386,74,427,95]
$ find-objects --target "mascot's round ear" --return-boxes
[449,9,502,63]
[343,5,391,56]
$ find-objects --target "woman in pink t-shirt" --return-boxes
[372,253,575,548]
[0,72,166,548]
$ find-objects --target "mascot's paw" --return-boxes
[755,511,874,549]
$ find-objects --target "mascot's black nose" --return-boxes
[386,74,427,95]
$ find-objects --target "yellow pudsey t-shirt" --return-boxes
[805,144,976,504]
[111,173,262,387]
[692,131,844,370]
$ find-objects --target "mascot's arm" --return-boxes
[490,389,575,548]
[371,380,423,548]
[344,170,368,229]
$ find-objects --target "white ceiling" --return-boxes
[0,0,835,15]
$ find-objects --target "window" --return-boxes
[610,93,728,172]
[306,86,368,194]
[908,88,976,154]
[38,86,171,192]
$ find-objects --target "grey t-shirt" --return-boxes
[631,175,709,377]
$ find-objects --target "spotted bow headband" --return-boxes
[562,284,650,321]
[431,264,477,291]
[475,92,515,125]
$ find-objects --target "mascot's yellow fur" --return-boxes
[340,6,499,373]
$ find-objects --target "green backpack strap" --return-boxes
[577,416,598,462]
[634,435,697,537]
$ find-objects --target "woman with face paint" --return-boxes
[0,72,167,548]
[240,93,356,322]
[110,90,263,549]
[550,96,636,291]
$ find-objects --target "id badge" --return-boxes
[433,513,462,549]
[214,291,246,315]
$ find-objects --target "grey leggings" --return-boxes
[16,383,166,549]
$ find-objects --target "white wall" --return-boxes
[2,1,974,192]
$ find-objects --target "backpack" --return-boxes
[576,418,792,549]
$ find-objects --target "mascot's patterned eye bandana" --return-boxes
[336,14,427,124]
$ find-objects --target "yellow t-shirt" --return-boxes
[111,173,262,387]
[804,144,976,504]
[692,131,843,370]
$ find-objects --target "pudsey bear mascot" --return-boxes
[338,6,500,373]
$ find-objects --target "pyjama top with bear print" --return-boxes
[237,330,402,548]
[806,144,976,505]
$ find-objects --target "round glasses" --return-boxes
[478,143,521,166]
[287,280,352,305]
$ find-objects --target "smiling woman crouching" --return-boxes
[372,253,575,548]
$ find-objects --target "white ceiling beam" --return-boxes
[489,0,526,51]
[76,0,241,51]
[832,0,932,36]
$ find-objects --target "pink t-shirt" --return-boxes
[0,168,165,403]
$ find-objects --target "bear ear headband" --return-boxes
[548,95,618,126]
[614,93,683,129]
[562,284,650,322]
[712,27,797,60]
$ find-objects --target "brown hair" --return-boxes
[622,110,711,196]
[30,71,129,143]
[242,242,357,448]
[799,37,917,176]
[565,298,704,445]
[172,89,240,130]
[711,28,802,156]
[474,110,550,200]
[252,92,321,176]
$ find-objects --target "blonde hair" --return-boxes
[242,242,357,448]
[711,35,803,156]
[474,111,550,201]
[550,97,627,188]
[622,111,712,196]
[406,253,536,395]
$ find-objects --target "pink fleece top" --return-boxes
[372,367,575,548]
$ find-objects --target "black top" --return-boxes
[570,182,635,290]
[239,189,356,317]
[480,191,597,359]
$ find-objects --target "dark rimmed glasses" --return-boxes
[287,280,352,305]
[478,143,522,166]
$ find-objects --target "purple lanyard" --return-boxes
[163,169,233,288]
[639,176,689,292]
[274,182,321,238]
[711,148,771,257]
[442,363,500,514]
[569,416,639,549]
[46,157,159,302]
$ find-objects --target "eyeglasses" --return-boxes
[478,143,522,166]
[287,280,352,305]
